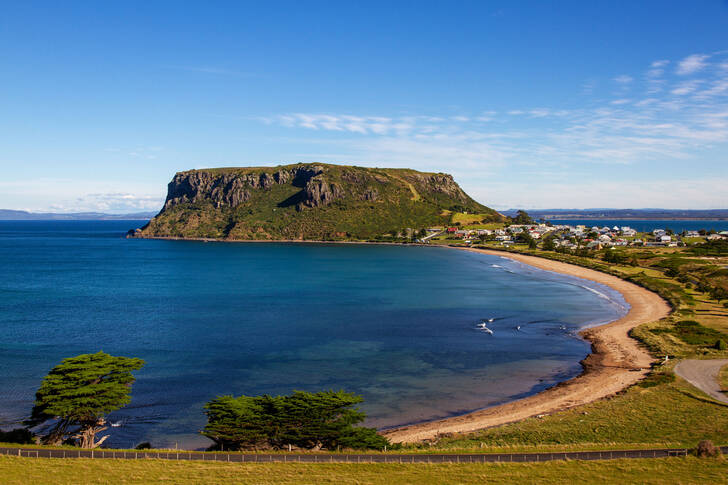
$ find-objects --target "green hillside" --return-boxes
[139,163,502,240]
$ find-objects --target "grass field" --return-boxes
[415,377,727,452]
[0,455,725,484]
[450,212,504,228]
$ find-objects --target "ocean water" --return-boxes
[0,221,628,449]
[547,219,728,233]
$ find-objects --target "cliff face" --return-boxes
[163,165,329,211]
[141,163,501,240]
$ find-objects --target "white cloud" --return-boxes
[671,80,703,95]
[529,108,551,118]
[477,177,728,210]
[255,52,728,208]
[677,54,710,75]
[74,193,164,212]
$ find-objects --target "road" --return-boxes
[675,359,728,404]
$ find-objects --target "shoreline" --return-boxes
[134,236,672,443]
[382,247,671,443]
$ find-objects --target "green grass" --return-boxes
[649,320,727,347]
[721,364,728,393]
[0,456,726,484]
[450,213,502,226]
[417,378,727,452]
[143,164,503,240]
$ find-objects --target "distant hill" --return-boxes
[0,209,157,221]
[140,163,503,240]
[502,209,728,220]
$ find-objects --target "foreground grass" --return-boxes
[0,455,725,484]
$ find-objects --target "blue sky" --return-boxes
[1,1,727,212]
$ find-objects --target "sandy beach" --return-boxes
[383,247,671,443]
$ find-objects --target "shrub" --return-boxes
[337,426,391,450]
[694,439,722,458]
[0,428,35,444]
[665,268,679,278]
[650,321,728,347]
[716,339,728,351]
[135,442,152,450]
[637,372,675,388]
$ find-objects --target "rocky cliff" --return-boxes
[140,163,501,240]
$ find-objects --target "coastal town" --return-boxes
[425,222,728,250]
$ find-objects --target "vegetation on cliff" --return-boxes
[140,163,502,240]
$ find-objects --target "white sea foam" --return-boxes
[574,283,629,312]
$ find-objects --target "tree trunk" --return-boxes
[75,418,109,448]
[42,420,70,446]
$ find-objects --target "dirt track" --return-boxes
[675,359,728,404]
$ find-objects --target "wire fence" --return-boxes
[1,446,708,463]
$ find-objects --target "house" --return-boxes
[446,227,457,233]
[686,230,700,238]
[660,235,672,243]
[586,241,602,249]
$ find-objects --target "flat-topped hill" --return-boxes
[140,163,503,240]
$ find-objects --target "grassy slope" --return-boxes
[143,164,503,240]
[424,378,728,451]
[1,456,726,485]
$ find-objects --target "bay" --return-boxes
[0,221,627,449]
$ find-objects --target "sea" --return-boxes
[546,219,728,233]
[0,221,629,450]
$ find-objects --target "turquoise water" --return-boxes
[547,219,728,233]
[0,221,628,449]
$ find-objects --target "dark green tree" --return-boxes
[202,390,389,451]
[541,235,556,251]
[511,210,532,225]
[26,352,144,448]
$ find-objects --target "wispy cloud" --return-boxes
[677,54,710,75]
[74,193,163,212]
[671,80,703,95]
[255,51,728,208]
